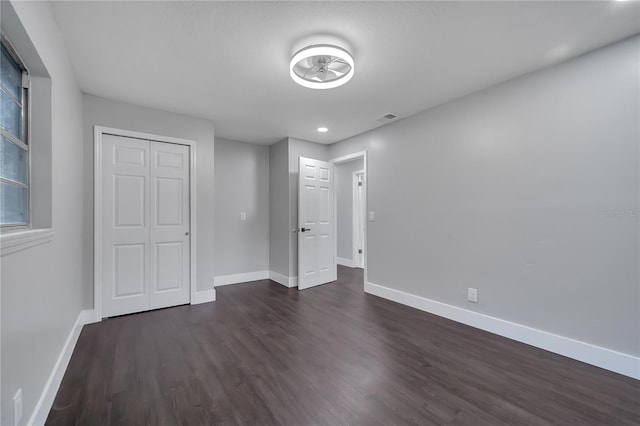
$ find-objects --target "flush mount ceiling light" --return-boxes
[317,127,329,132]
[290,44,354,89]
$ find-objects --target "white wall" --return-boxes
[0,1,85,424]
[269,138,289,277]
[336,159,364,262]
[82,94,216,295]
[214,138,269,277]
[288,138,330,279]
[329,36,640,357]
[331,37,640,356]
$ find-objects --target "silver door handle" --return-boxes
[185,232,189,236]
[300,227,311,232]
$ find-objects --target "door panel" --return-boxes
[113,244,146,297]
[149,142,190,309]
[156,178,183,226]
[114,175,146,227]
[298,157,335,290]
[114,145,145,166]
[354,172,365,268]
[156,151,183,169]
[155,242,184,291]
[102,135,150,317]
[101,134,190,317]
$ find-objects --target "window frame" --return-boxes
[1,33,31,230]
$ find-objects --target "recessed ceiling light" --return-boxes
[317,127,329,133]
[290,44,354,90]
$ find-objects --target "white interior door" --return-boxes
[353,171,365,268]
[102,135,150,317]
[101,134,190,317]
[298,157,336,290]
[149,142,190,309]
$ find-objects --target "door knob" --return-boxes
[185,232,189,236]
[300,227,311,232]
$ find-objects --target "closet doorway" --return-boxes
[94,127,196,319]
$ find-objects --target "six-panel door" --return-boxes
[149,141,190,310]
[298,157,336,290]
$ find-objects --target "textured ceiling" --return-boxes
[50,1,640,145]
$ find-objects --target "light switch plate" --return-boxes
[369,211,375,222]
[240,212,247,221]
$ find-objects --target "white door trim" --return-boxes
[352,170,365,268]
[94,126,197,321]
[330,151,367,286]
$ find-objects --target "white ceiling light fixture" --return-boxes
[317,127,329,132]
[290,44,354,90]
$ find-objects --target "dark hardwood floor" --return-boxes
[47,266,639,425]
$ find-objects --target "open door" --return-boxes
[353,171,365,268]
[298,157,336,290]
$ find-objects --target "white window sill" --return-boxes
[0,228,54,257]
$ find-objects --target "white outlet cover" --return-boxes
[240,212,247,221]
[468,288,478,303]
[369,211,375,222]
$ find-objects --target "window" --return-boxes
[0,37,29,228]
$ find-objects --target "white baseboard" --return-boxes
[214,270,269,287]
[269,271,298,288]
[269,270,288,287]
[365,282,640,380]
[336,257,355,268]
[191,289,216,304]
[28,309,97,426]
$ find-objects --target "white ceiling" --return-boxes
[50,1,639,145]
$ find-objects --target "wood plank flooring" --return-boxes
[47,266,640,425]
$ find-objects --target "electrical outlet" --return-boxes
[240,212,246,221]
[467,288,478,303]
[369,211,375,222]
[13,388,23,425]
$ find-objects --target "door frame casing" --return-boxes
[93,126,197,321]
[329,151,367,286]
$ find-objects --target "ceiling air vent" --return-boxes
[377,113,400,122]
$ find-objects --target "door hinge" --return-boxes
[358,249,363,254]
[22,72,30,89]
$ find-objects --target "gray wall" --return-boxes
[269,138,289,276]
[214,138,269,276]
[336,159,364,261]
[82,94,216,295]
[1,2,85,424]
[288,138,330,278]
[329,36,640,356]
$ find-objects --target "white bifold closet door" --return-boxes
[101,134,190,317]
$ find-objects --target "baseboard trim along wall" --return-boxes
[269,271,298,288]
[336,257,356,268]
[214,271,270,287]
[29,309,97,426]
[365,282,640,380]
[191,289,216,304]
